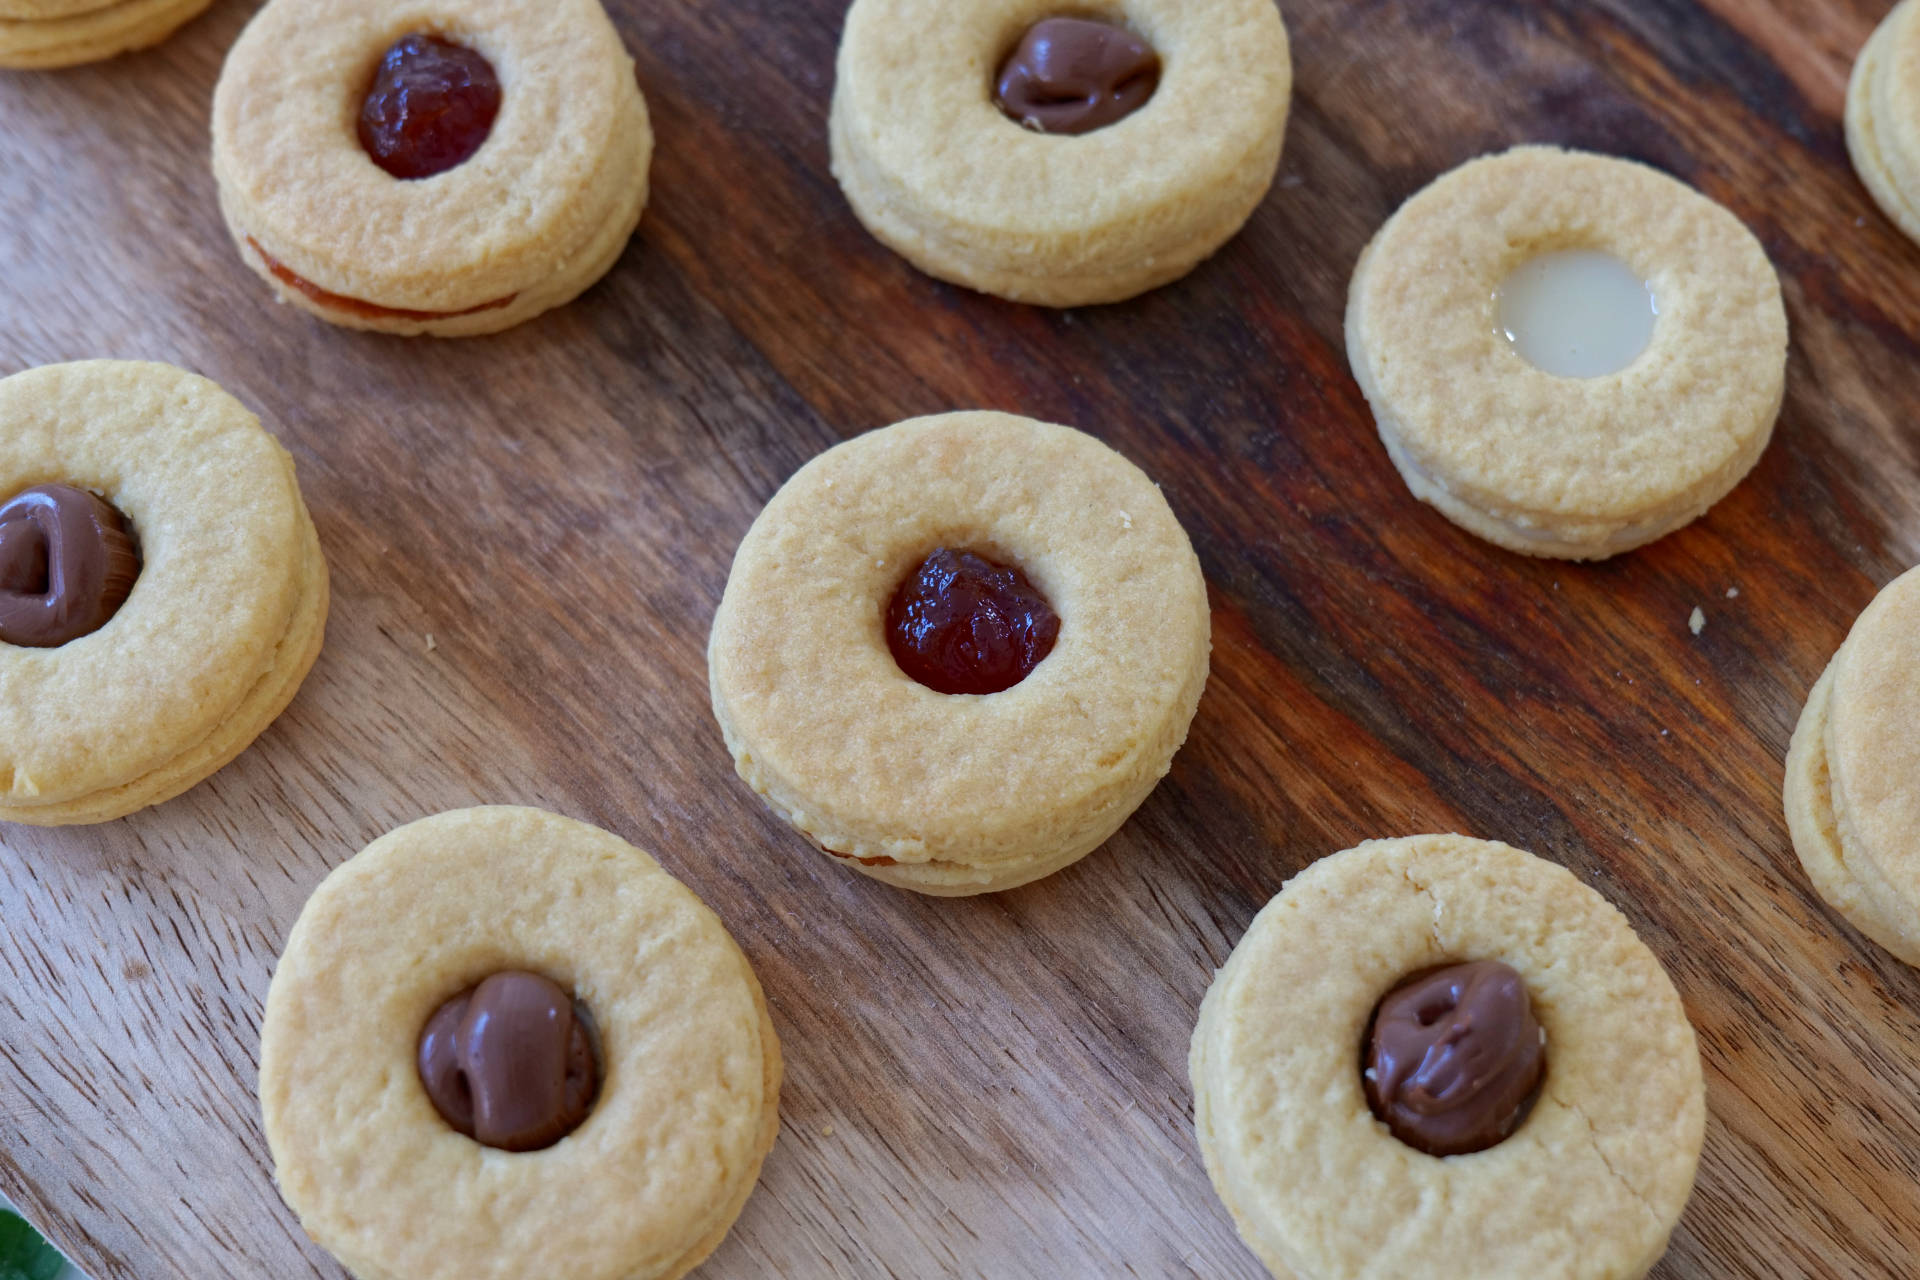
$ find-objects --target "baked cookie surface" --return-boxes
[1190,834,1705,1280]
[1347,146,1787,560]
[1848,0,1920,245]
[708,411,1211,895]
[0,0,208,69]
[0,360,326,827]
[260,806,782,1280]
[830,0,1292,306]
[212,0,651,337]
[1786,565,1920,965]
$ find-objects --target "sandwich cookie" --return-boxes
[1786,564,1920,966]
[1347,146,1787,559]
[0,360,327,827]
[1848,0,1920,245]
[0,0,210,70]
[212,0,652,337]
[830,0,1293,306]
[260,806,782,1280]
[1191,834,1705,1280]
[708,411,1211,896]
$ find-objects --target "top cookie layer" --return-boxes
[260,806,780,1280]
[1194,834,1704,1280]
[1349,146,1786,540]
[212,0,647,313]
[0,361,308,810]
[709,411,1210,876]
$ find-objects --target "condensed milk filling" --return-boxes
[1494,249,1658,379]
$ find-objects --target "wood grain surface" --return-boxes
[3,0,1919,1276]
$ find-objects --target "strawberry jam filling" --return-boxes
[247,239,516,322]
[358,34,502,180]
[886,548,1060,695]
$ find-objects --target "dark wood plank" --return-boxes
[4,0,1920,1275]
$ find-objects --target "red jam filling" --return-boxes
[886,548,1060,695]
[246,238,515,322]
[358,34,502,180]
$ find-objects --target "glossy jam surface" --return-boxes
[358,34,502,180]
[886,548,1060,695]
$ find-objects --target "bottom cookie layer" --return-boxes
[0,0,208,68]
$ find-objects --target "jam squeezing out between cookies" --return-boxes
[887,547,1060,695]
[246,238,515,322]
[1363,959,1546,1157]
[0,484,140,649]
[418,971,600,1152]
[359,34,502,180]
[995,17,1161,135]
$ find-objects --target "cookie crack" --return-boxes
[1400,867,1445,952]
[1561,1095,1661,1227]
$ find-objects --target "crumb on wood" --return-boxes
[425,633,437,652]
[821,1124,835,1137]
[1689,607,1706,636]
[1726,587,1739,599]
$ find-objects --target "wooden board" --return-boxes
[4,0,1920,1274]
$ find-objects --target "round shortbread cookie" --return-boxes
[1847,0,1920,245]
[708,411,1211,896]
[829,0,1292,306]
[0,361,327,826]
[212,0,651,337]
[0,0,209,70]
[1784,566,1920,966]
[1346,146,1787,560]
[1190,835,1705,1280]
[260,806,782,1280]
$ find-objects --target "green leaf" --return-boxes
[0,1209,70,1280]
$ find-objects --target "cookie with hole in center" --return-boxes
[1347,146,1787,560]
[830,0,1292,306]
[0,360,327,827]
[212,0,651,337]
[707,411,1212,895]
[260,806,782,1280]
[1190,834,1705,1280]
[0,0,210,70]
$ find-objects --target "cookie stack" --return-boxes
[0,361,328,826]
[1787,565,1920,966]
[1848,0,1920,245]
[0,0,207,68]
[211,0,653,337]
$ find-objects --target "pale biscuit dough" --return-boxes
[708,411,1211,896]
[830,0,1292,307]
[0,361,327,827]
[0,0,209,70]
[1191,835,1705,1280]
[1785,566,1920,966]
[260,806,782,1280]
[1847,0,1920,245]
[1346,146,1787,560]
[212,0,651,338]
